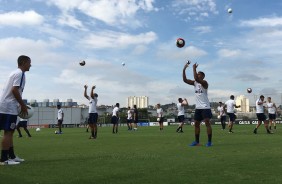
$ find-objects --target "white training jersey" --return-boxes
[256,99,264,113]
[127,110,132,120]
[112,107,119,116]
[156,108,163,117]
[267,102,276,114]
[0,69,25,115]
[58,108,64,120]
[89,97,98,113]
[225,99,236,113]
[177,103,185,116]
[19,118,28,121]
[217,106,226,116]
[194,81,210,109]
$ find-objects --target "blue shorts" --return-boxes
[227,113,236,122]
[221,116,226,122]
[194,109,212,122]
[88,113,98,124]
[0,113,17,131]
[111,116,119,124]
[178,115,185,122]
[17,120,28,128]
[257,113,266,121]
[269,114,276,120]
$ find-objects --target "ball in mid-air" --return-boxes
[18,105,34,119]
[122,62,125,66]
[227,8,232,13]
[176,38,185,48]
[247,88,252,93]
[79,60,86,66]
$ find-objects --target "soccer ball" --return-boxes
[121,62,125,66]
[157,118,160,122]
[217,115,221,119]
[36,128,41,132]
[55,130,58,134]
[79,60,86,66]
[18,105,34,119]
[176,38,185,48]
[247,88,252,93]
[191,122,195,126]
[227,8,232,13]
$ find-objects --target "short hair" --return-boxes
[116,103,120,107]
[18,55,30,66]
[268,97,271,99]
[219,102,222,104]
[230,95,235,99]
[260,95,264,98]
[198,71,205,78]
[133,105,137,108]
[57,104,61,108]
[178,98,183,103]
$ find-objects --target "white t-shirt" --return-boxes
[194,81,210,109]
[177,103,185,116]
[58,108,64,120]
[217,106,226,116]
[267,102,276,114]
[112,107,119,117]
[0,69,25,115]
[89,97,98,113]
[156,108,163,118]
[256,99,264,113]
[225,99,236,113]
[127,110,132,120]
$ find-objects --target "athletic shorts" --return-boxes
[111,116,119,124]
[178,115,185,122]
[58,119,63,125]
[220,116,226,122]
[194,109,212,122]
[269,114,276,120]
[256,113,266,121]
[227,113,236,122]
[17,121,28,128]
[127,119,132,123]
[158,117,164,123]
[88,113,98,124]
[0,113,17,131]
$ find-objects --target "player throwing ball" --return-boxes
[182,62,212,147]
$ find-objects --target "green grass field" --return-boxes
[1,124,282,184]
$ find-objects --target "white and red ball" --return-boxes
[79,60,86,66]
[247,88,252,93]
[176,38,185,48]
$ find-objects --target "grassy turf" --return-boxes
[0,125,282,184]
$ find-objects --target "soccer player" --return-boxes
[266,97,277,130]
[253,95,272,134]
[133,105,138,131]
[176,98,188,133]
[127,106,133,130]
[56,104,64,134]
[84,85,98,139]
[156,104,164,131]
[111,103,119,133]
[16,118,32,138]
[0,55,31,165]
[182,62,213,147]
[217,102,226,130]
[224,95,240,133]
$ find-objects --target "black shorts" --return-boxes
[133,119,138,124]
[220,116,226,122]
[58,119,63,125]
[17,121,28,128]
[269,114,276,120]
[0,113,17,131]
[256,113,266,121]
[194,109,212,122]
[227,113,236,122]
[158,117,164,123]
[88,113,98,124]
[127,119,132,123]
[178,115,185,122]
[111,116,119,124]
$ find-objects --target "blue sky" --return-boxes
[1,0,282,107]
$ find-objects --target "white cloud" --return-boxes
[82,31,157,49]
[58,13,86,30]
[217,49,242,58]
[193,26,212,34]
[0,10,44,27]
[240,17,282,27]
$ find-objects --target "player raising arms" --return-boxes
[182,61,212,147]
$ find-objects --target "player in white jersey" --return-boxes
[224,95,241,133]
[176,98,188,133]
[156,104,164,131]
[84,85,98,139]
[266,97,277,130]
[16,117,32,138]
[0,55,31,165]
[111,103,120,134]
[217,102,226,130]
[127,107,133,130]
[55,104,64,134]
[253,95,272,134]
[182,62,212,147]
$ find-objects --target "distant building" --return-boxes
[235,95,250,112]
[127,96,149,108]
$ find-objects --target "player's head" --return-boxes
[18,55,31,71]
[197,71,205,79]
[260,95,265,100]
[116,103,120,107]
[156,103,160,108]
[267,97,271,102]
[94,93,98,98]
[178,98,183,103]
[133,105,137,109]
[219,102,222,106]
[57,104,61,109]
[128,106,130,109]
[230,95,235,100]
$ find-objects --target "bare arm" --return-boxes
[181,98,188,106]
[193,63,208,89]
[182,63,194,85]
[84,85,89,100]
[12,86,27,115]
[90,85,96,98]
